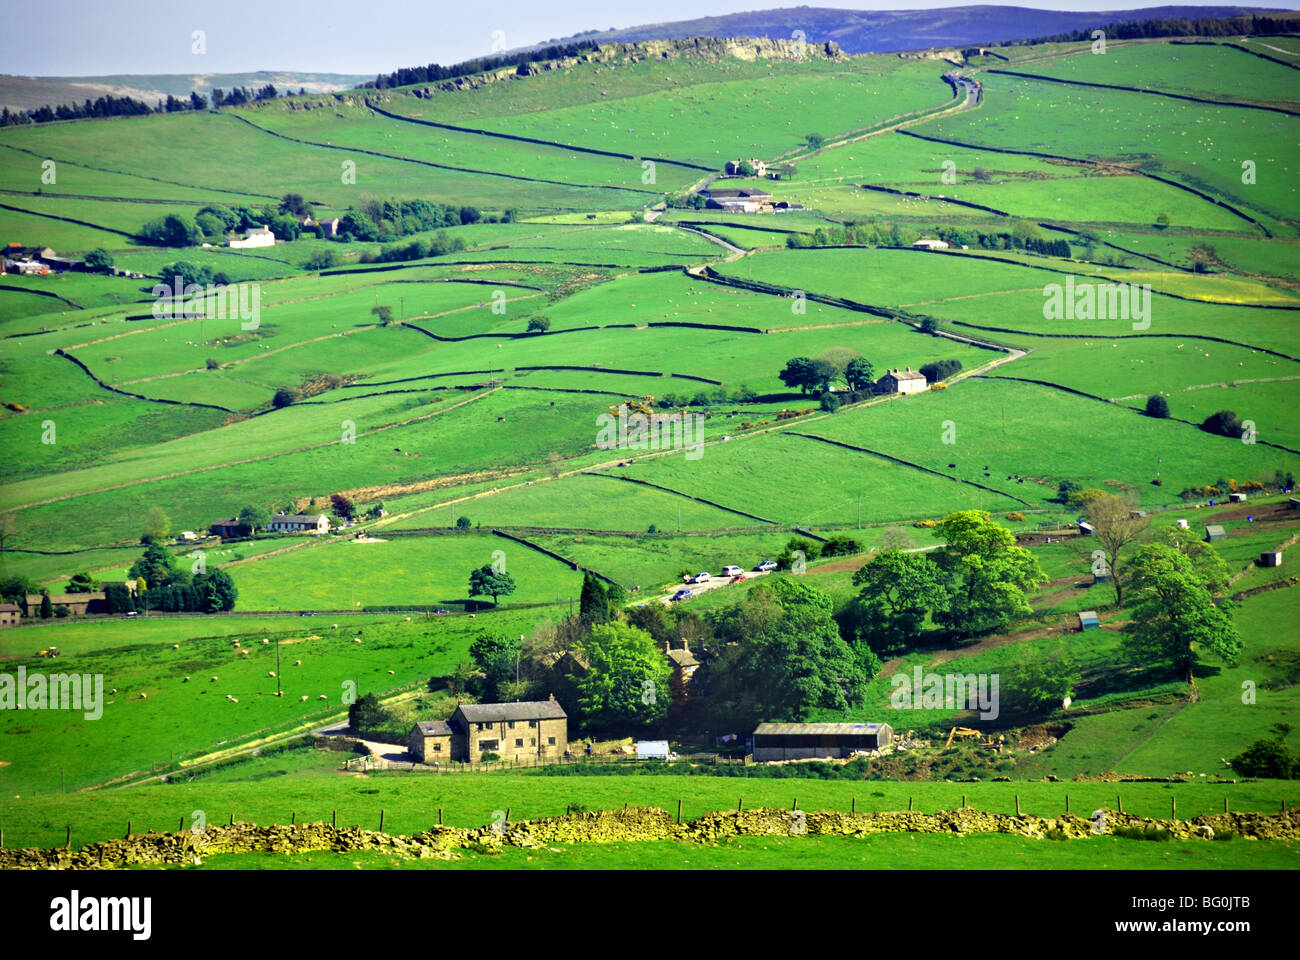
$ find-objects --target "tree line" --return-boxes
[366,40,601,90]
[0,84,293,128]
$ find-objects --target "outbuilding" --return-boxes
[1205,525,1226,542]
[1259,552,1283,568]
[1078,610,1100,631]
[752,722,893,762]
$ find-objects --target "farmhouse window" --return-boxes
[548,737,556,746]
[433,743,442,752]
[480,739,499,751]
[528,720,537,728]
[515,738,523,748]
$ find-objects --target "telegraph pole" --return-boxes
[276,637,281,697]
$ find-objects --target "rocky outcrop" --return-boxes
[404,37,843,100]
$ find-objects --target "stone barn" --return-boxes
[752,722,893,761]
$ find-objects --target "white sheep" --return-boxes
[387,670,395,675]
[331,624,338,629]
[211,676,218,682]
[183,677,190,683]
[172,644,180,650]
[318,694,328,700]
[268,671,276,678]
[139,693,147,699]
[353,638,362,644]
[294,660,302,666]
[262,638,269,644]
[300,695,309,702]
[240,649,249,656]
[230,697,238,703]
[233,640,240,647]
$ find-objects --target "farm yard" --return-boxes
[1,16,1298,878]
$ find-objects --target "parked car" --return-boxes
[670,589,693,602]
[755,560,777,572]
[298,611,316,617]
[688,572,711,583]
[721,565,743,577]
[730,574,746,583]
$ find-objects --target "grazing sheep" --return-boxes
[404,616,411,621]
[240,649,250,655]
[353,638,362,644]
[268,671,276,678]
[183,677,190,683]
[230,697,238,703]
[387,670,395,675]
[294,660,302,666]
[318,694,328,700]
[331,624,338,629]
[300,695,309,702]
[233,641,240,647]
[110,688,118,694]
[139,693,147,699]
[211,676,218,682]
[262,638,269,644]
[172,644,180,650]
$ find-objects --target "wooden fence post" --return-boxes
[65,825,71,850]
[793,797,798,811]
[738,799,743,813]
[332,809,337,828]
[908,796,913,811]
[1065,794,1070,814]
[1171,796,1176,819]
[676,799,682,824]
[851,797,856,814]
[126,820,131,839]
[1224,798,1229,813]
[438,808,443,826]
[179,816,185,833]
[962,794,967,809]
[1015,795,1021,816]
[1117,794,1123,815]
[291,811,297,825]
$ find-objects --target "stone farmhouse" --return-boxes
[409,698,568,763]
[228,225,276,248]
[876,367,928,394]
[268,513,330,534]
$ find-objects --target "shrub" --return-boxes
[456,516,471,530]
[1200,410,1243,439]
[919,359,962,383]
[527,316,551,333]
[480,751,501,763]
[1005,512,1026,522]
[1144,394,1170,419]
[271,387,300,409]
[913,519,936,528]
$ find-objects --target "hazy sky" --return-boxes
[0,0,1281,76]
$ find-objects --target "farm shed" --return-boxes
[1078,610,1100,631]
[636,740,670,759]
[0,603,21,627]
[1176,519,1190,529]
[1205,525,1226,542]
[912,238,950,251]
[1259,552,1283,568]
[1077,521,1095,536]
[1229,493,1248,503]
[752,722,893,762]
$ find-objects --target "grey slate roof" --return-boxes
[412,721,453,737]
[457,700,567,722]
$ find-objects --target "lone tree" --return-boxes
[1078,491,1148,604]
[371,304,394,325]
[526,316,551,333]
[579,571,611,626]
[348,692,391,733]
[238,505,270,534]
[845,357,875,391]
[1144,395,1170,419]
[468,565,516,606]
[1122,543,1241,694]
[84,248,114,271]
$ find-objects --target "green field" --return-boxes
[2,31,1298,872]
